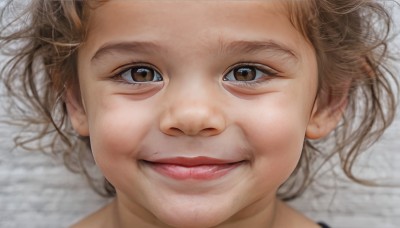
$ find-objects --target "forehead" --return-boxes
[86,0,290,28]
[81,0,312,59]
[84,0,311,22]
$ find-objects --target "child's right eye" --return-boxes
[118,66,163,84]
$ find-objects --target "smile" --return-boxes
[142,156,245,180]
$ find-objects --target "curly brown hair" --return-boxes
[0,0,398,200]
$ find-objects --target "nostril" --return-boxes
[159,105,226,137]
[166,127,185,136]
[199,128,221,136]
[164,127,220,137]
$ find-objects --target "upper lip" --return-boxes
[144,156,242,167]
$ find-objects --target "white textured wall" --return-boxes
[0,3,399,228]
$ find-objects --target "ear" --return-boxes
[306,93,348,140]
[65,88,89,136]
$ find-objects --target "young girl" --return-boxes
[1,0,398,227]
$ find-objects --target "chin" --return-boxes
[152,201,236,228]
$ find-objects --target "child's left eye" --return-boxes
[223,65,277,82]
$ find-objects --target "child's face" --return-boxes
[69,1,324,227]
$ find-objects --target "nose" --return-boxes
[159,98,226,137]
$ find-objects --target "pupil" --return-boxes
[132,68,153,82]
[234,67,256,81]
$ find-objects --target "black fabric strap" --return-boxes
[317,222,331,228]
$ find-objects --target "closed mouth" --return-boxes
[141,156,245,180]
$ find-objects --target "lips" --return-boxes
[142,156,244,180]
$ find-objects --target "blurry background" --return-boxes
[0,1,399,228]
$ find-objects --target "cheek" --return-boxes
[87,97,156,170]
[254,112,305,167]
[237,96,309,182]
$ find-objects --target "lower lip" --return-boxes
[144,161,243,180]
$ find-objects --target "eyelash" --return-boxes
[111,62,278,88]
[112,63,163,86]
[223,63,279,88]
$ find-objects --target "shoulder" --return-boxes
[274,200,322,228]
[70,203,113,228]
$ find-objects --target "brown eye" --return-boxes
[120,66,163,83]
[224,65,276,82]
[131,67,154,82]
[233,67,256,81]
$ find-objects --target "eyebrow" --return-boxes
[90,39,299,63]
[91,41,161,62]
[220,40,299,62]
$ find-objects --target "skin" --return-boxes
[67,1,344,227]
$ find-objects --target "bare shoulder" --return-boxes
[274,200,321,228]
[70,202,113,228]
